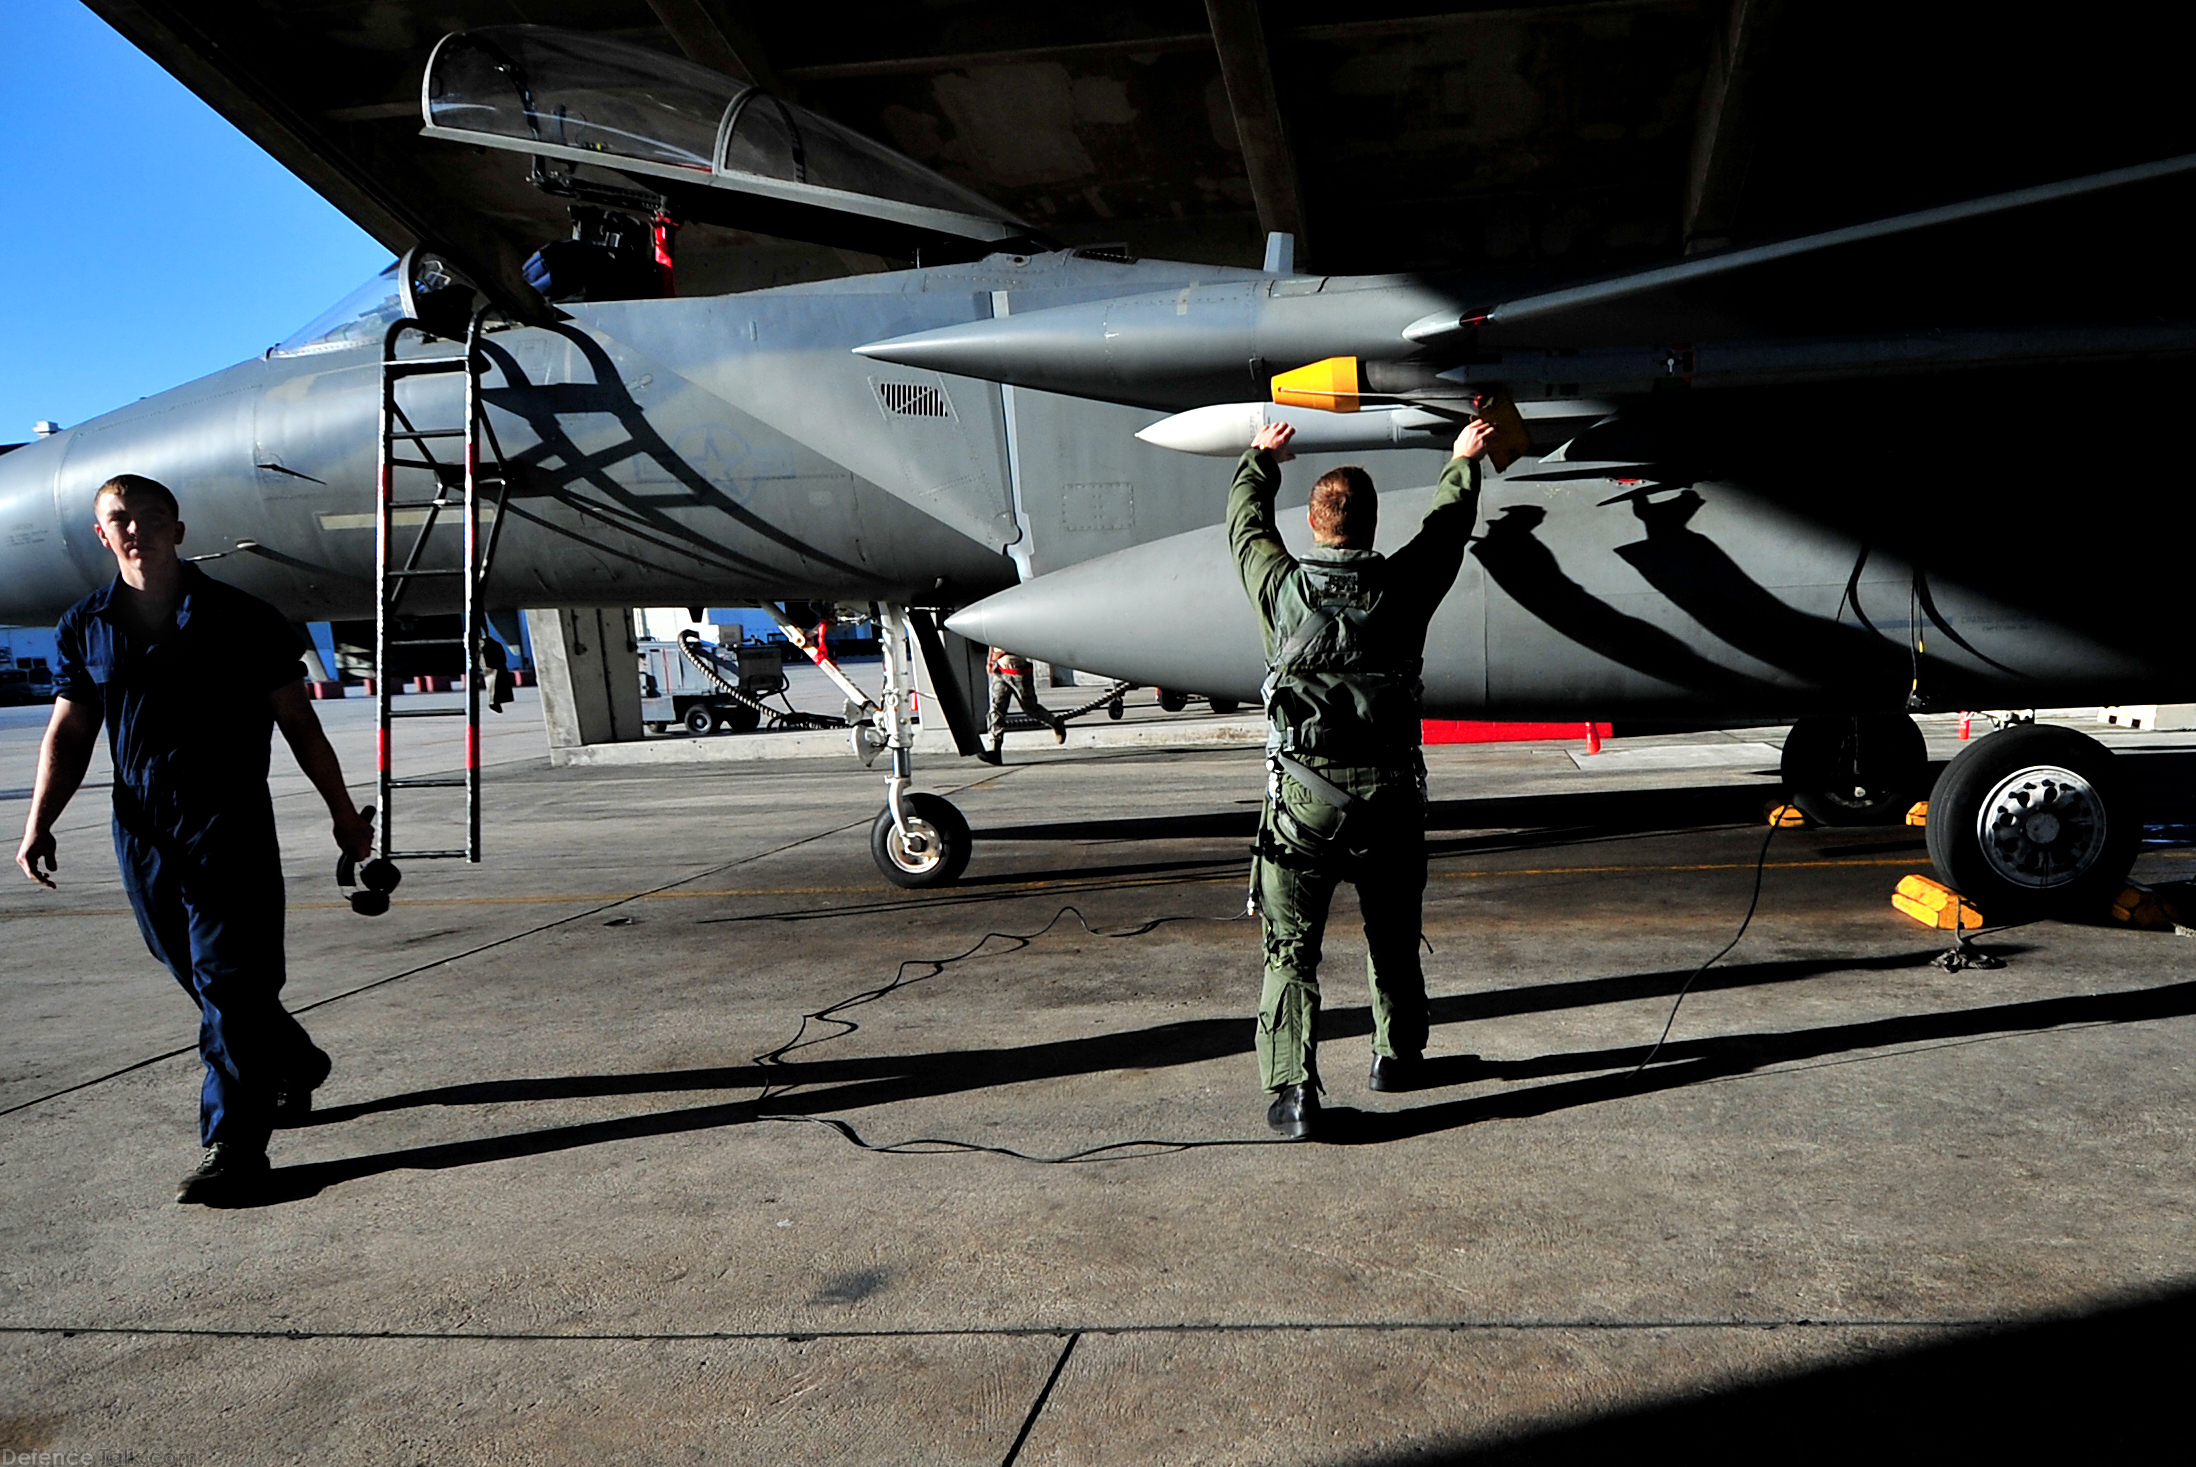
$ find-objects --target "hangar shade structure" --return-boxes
[79,1,2196,319]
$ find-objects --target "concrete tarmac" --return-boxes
[3,699,2194,1463]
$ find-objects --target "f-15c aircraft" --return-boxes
[3,8,2189,916]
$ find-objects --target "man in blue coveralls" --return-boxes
[15,475,375,1204]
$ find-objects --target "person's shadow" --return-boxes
[210,940,2196,1208]
[1471,504,1789,706]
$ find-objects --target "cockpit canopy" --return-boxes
[421,26,1033,248]
[271,263,401,357]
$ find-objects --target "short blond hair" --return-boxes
[1308,466,1375,545]
[96,475,180,517]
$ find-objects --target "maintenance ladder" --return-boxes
[373,308,510,863]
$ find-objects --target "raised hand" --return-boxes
[1453,417,1498,461]
[1251,421,1297,462]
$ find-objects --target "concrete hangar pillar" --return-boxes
[524,608,644,756]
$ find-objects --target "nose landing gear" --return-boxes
[864,603,972,889]
[871,791,972,888]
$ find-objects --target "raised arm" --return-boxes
[270,682,376,860]
[1387,419,1493,606]
[1230,423,1300,646]
[16,697,102,888]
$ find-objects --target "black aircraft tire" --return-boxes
[683,705,717,735]
[1780,713,1928,825]
[1210,697,1240,715]
[1157,689,1189,713]
[724,703,762,733]
[1925,724,2135,919]
[870,794,973,888]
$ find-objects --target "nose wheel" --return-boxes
[871,792,973,888]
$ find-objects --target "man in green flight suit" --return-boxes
[1232,415,1494,1138]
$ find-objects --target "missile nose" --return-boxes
[1133,402,1268,456]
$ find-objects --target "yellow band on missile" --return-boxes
[1271,357,1361,413]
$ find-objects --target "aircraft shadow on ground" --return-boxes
[689,785,1793,920]
[1374,1282,2196,1464]
[232,945,2196,1209]
[980,783,1775,848]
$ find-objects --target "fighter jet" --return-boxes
[875,153,2196,916]
[3,9,2189,915]
[0,21,1472,889]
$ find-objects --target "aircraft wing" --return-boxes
[1412,154,2196,351]
[84,3,2196,323]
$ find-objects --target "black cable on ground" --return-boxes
[749,902,1267,1162]
[750,904,1243,1090]
[1632,819,1779,1075]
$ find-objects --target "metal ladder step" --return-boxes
[376,306,510,869]
[384,357,474,378]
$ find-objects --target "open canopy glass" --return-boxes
[422,26,1031,246]
[272,262,402,356]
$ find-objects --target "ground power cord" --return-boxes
[751,811,1785,1150]
[749,903,1262,1163]
[1631,818,1779,1075]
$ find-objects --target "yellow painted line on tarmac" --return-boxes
[1437,854,1921,881]
[0,854,1925,919]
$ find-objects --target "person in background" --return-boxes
[981,646,1067,764]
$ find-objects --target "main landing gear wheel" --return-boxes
[870,792,972,888]
[683,705,717,735]
[1925,723,2135,919]
[1157,689,1189,713]
[1209,696,1240,715]
[1779,713,1928,825]
[725,702,762,733]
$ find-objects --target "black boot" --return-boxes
[1367,1052,1422,1093]
[272,1049,332,1129]
[1266,1083,1320,1139]
[977,743,1003,765]
[175,1143,270,1205]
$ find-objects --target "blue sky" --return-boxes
[0,2,390,441]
